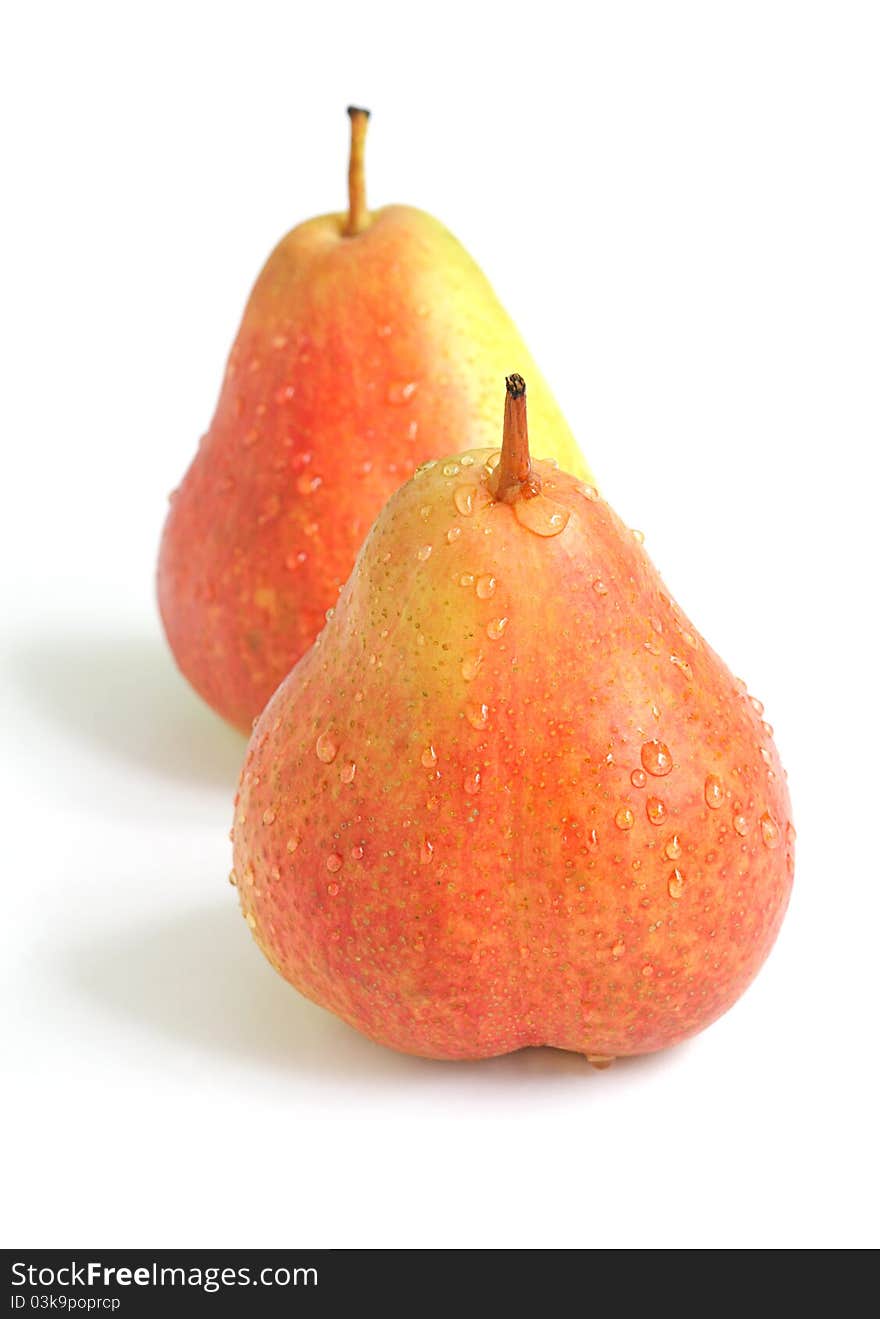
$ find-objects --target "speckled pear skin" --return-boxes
[231,440,794,1062]
[158,206,588,732]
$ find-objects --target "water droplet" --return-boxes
[760,747,773,766]
[487,616,508,640]
[417,545,432,562]
[296,472,322,495]
[646,797,667,825]
[421,745,437,769]
[641,739,673,776]
[459,573,475,587]
[262,808,276,826]
[641,963,655,978]
[461,653,483,681]
[465,702,489,730]
[326,854,343,875]
[387,380,418,405]
[340,761,357,785]
[447,526,462,543]
[419,505,431,521]
[420,838,435,864]
[315,732,338,763]
[760,812,781,848]
[665,834,682,860]
[762,720,775,738]
[325,606,335,622]
[705,774,724,809]
[245,912,257,930]
[585,1055,615,1071]
[615,806,635,831]
[442,462,460,477]
[464,771,482,795]
[631,528,645,544]
[592,579,609,596]
[286,837,300,854]
[228,869,237,887]
[454,486,475,516]
[514,495,571,537]
[475,573,496,599]
[667,868,685,899]
[578,484,599,501]
[631,769,647,789]
[611,939,625,957]
[460,454,475,467]
[733,814,750,837]
[750,695,765,716]
[670,654,693,679]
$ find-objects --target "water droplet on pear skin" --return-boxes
[340,761,357,785]
[592,579,609,596]
[387,380,418,405]
[420,838,435,865]
[513,495,571,538]
[326,853,342,874]
[667,868,686,899]
[646,797,667,825]
[705,774,724,809]
[461,653,483,681]
[487,617,508,640]
[447,526,462,543]
[475,574,497,599]
[631,769,647,788]
[315,732,338,763]
[615,806,635,831]
[464,771,482,795]
[442,462,461,477]
[465,702,489,730]
[577,484,599,501]
[665,834,682,860]
[421,745,437,769]
[641,740,673,776]
[733,814,750,836]
[262,808,276,826]
[670,654,693,679]
[459,573,475,587]
[611,939,625,957]
[454,486,475,516]
[760,812,781,848]
[417,545,432,562]
[586,1054,615,1069]
[641,963,655,978]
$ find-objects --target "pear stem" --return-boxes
[344,106,370,237]
[490,375,542,503]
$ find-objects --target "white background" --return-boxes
[2,1,878,1249]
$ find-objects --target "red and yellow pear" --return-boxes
[231,376,793,1063]
[158,110,588,731]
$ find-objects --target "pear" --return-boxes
[231,376,793,1063]
[159,109,589,731]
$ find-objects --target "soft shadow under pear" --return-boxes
[6,629,245,787]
